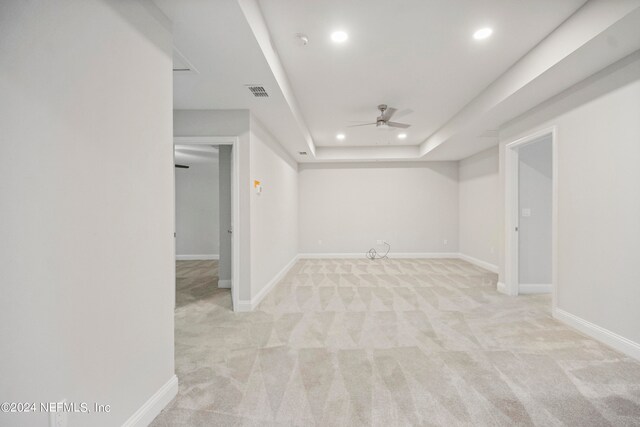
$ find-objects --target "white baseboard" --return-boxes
[122,375,178,427]
[298,252,459,259]
[519,283,551,294]
[176,254,219,261]
[393,252,460,259]
[457,253,498,273]
[554,308,640,361]
[235,300,253,312]
[298,253,364,259]
[236,254,299,312]
[217,279,231,289]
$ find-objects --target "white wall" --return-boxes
[518,137,552,285]
[299,162,458,255]
[499,52,640,349]
[0,1,175,426]
[249,117,298,299]
[175,151,219,258]
[458,146,499,269]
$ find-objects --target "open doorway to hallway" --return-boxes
[517,135,553,294]
[174,143,233,309]
[505,129,557,303]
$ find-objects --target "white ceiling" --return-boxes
[258,0,586,148]
[153,0,311,156]
[154,0,640,163]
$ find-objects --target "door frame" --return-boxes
[174,136,240,311]
[503,127,558,310]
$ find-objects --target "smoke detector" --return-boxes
[295,33,309,46]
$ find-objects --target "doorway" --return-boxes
[174,136,240,311]
[504,128,557,307]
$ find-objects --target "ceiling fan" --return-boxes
[348,104,411,129]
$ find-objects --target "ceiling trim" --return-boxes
[418,0,640,158]
[237,0,317,156]
[174,136,238,145]
[315,145,420,162]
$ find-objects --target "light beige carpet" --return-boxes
[151,258,640,426]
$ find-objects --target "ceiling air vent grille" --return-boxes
[247,85,269,97]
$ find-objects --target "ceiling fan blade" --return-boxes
[393,108,413,119]
[175,164,190,168]
[380,107,397,121]
[347,122,376,127]
[387,121,411,129]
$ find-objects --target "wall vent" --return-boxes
[246,85,269,97]
[298,151,307,155]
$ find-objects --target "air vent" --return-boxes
[247,85,269,97]
[298,151,307,155]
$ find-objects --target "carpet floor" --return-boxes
[151,258,640,426]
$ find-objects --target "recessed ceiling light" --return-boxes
[397,133,407,140]
[336,133,346,140]
[331,31,348,43]
[473,27,493,40]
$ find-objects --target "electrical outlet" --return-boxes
[490,246,495,254]
[317,240,322,245]
[49,400,68,427]
[443,239,448,245]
